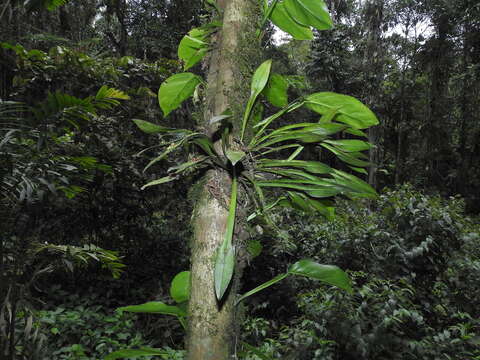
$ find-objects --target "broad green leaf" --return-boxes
[141,176,175,190]
[288,259,352,293]
[270,1,313,40]
[225,150,246,166]
[264,73,288,107]
[324,139,372,152]
[105,347,168,360]
[306,92,378,129]
[118,301,186,317]
[178,28,209,70]
[214,176,238,300]
[133,119,186,134]
[284,0,332,30]
[214,240,235,301]
[319,108,337,123]
[170,271,190,303]
[158,73,202,117]
[236,273,288,304]
[241,60,272,141]
[251,60,272,96]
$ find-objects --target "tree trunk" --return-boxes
[187,0,258,359]
[362,0,384,188]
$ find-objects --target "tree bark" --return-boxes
[362,0,384,188]
[186,0,258,359]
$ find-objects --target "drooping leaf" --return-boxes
[105,347,169,360]
[306,92,378,129]
[288,259,352,293]
[158,73,202,117]
[284,0,332,30]
[214,177,238,301]
[324,139,372,152]
[118,301,186,317]
[264,73,288,107]
[258,159,333,174]
[170,271,190,303]
[269,1,313,40]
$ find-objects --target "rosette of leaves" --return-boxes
[134,56,378,301]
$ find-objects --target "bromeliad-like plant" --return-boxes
[115,0,378,357]
[134,63,378,301]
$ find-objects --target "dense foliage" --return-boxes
[1,0,479,359]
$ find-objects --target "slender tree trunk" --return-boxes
[362,0,384,188]
[187,1,258,359]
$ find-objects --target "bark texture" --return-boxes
[187,0,258,359]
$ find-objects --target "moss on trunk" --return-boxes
[186,0,259,358]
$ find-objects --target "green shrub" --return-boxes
[242,185,480,359]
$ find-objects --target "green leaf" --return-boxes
[321,143,371,167]
[170,271,190,303]
[105,347,168,360]
[133,119,186,134]
[288,259,352,293]
[258,159,333,174]
[247,240,263,259]
[306,92,378,129]
[214,176,238,301]
[270,1,313,40]
[141,176,175,190]
[241,60,272,141]
[225,150,246,166]
[284,0,332,30]
[324,139,372,152]
[158,73,202,117]
[167,156,210,174]
[178,28,209,70]
[241,342,273,360]
[331,169,377,197]
[251,60,272,96]
[236,273,288,304]
[264,73,288,108]
[118,301,186,317]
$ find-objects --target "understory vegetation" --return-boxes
[1,0,479,359]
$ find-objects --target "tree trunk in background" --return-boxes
[425,13,450,186]
[187,0,258,359]
[362,0,384,188]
